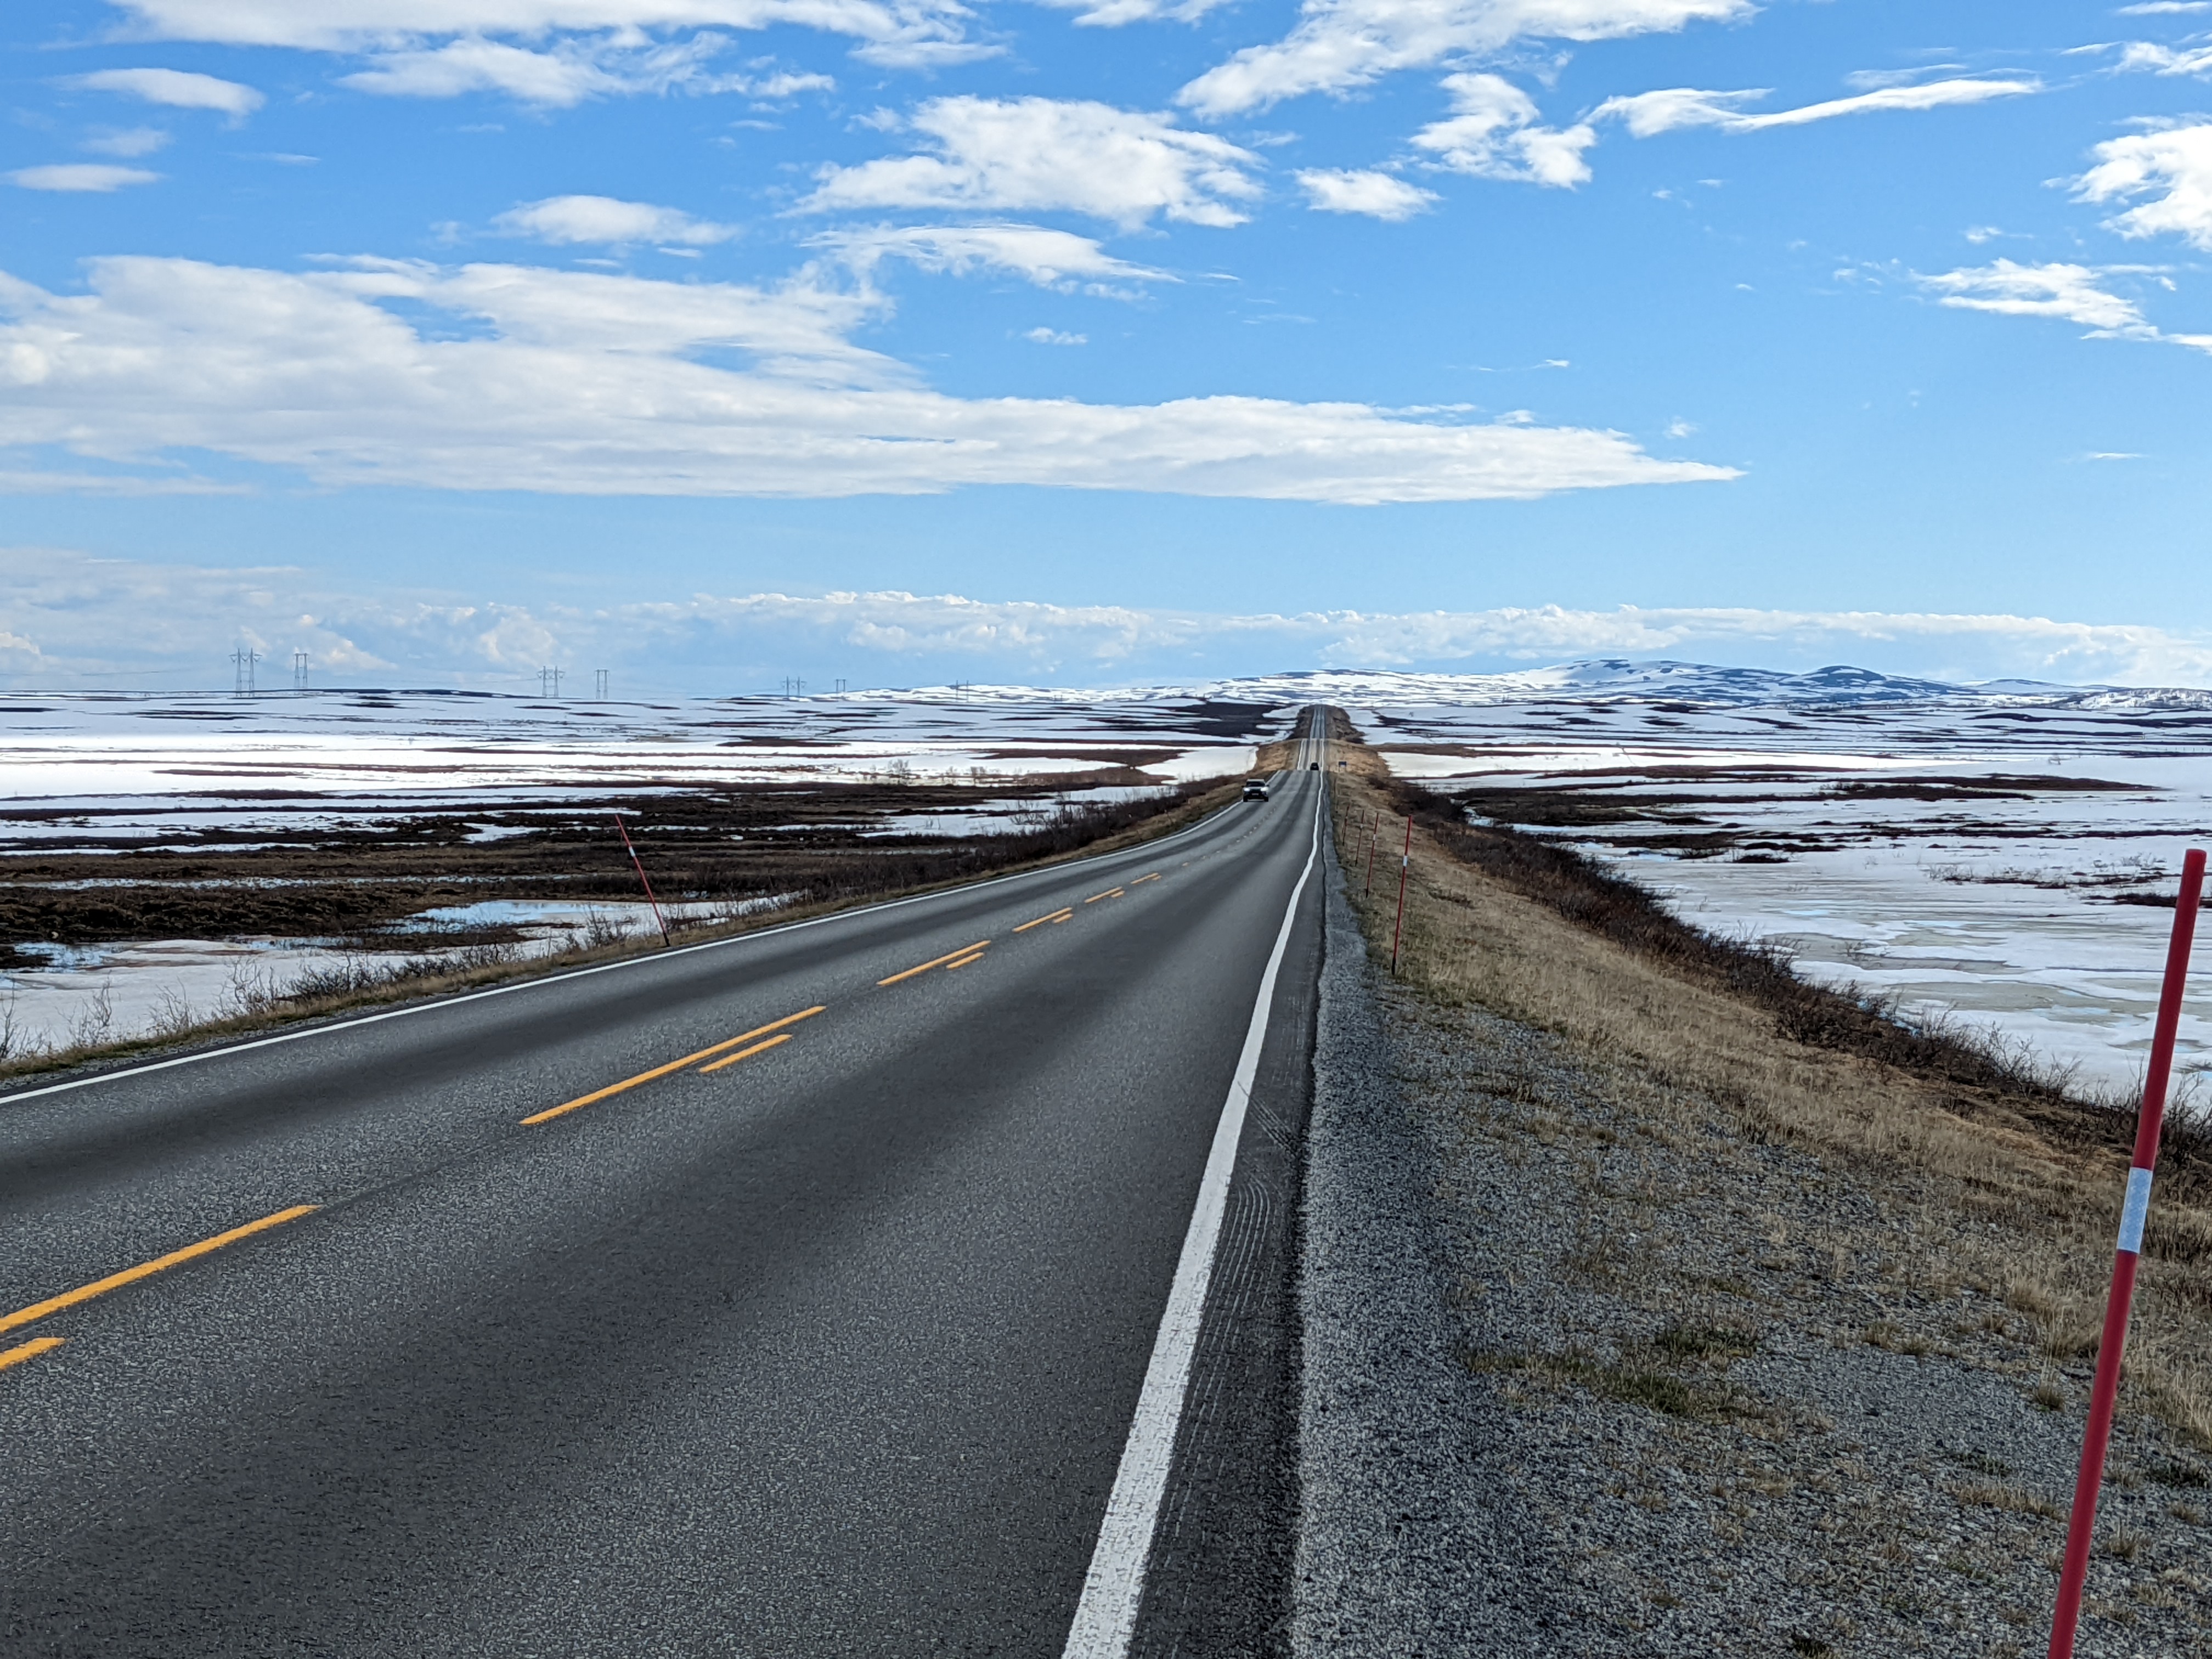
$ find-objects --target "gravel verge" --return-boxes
[1296,845,2212,1656]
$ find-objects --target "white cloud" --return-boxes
[2119,2,2212,12]
[84,127,174,157]
[809,223,1172,290]
[1412,73,1595,187]
[800,98,1263,229]
[338,32,745,104]
[71,66,264,116]
[1296,167,1437,218]
[1023,326,1086,343]
[1036,0,1229,27]
[1177,0,1750,119]
[8,165,162,192]
[1594,76,2039,138]
[2076,123,2212,249]
[0,255,1735,504]
[2113,40,2212,75]
[107,1,981,80]
[10,549,2212,690]
[495,195,739,245]
[1916,259,2212,354]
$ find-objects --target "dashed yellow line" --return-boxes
[1085,888,1125,904]
[0,1337,63,1374]
[697,1031,794,1074]
[879,941,991,985]
[523,1006,825,1124]
[945,952,986,970]
[0,1205,318,1340]
[1014,907,1075,932]
[1130,873,1161,885]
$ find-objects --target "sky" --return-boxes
[4,0,2212,695]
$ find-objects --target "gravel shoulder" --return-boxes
[1299,816,2212,1656]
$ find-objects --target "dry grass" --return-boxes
[1326,711,2212,1448]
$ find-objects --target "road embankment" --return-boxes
[1300,752,2212,1655]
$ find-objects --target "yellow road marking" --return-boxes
[0,1205,318,1340]
[697,1031,794,1074]
[878,941,991,986]
[523,1006,826,1124]
[945,952,986,970]
[1084,888,1125,904]
[1131,873,1161,885]
[1014,907,1074,932]
[0,1337,63,1373]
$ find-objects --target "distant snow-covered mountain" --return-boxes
[1190,661,2212,712]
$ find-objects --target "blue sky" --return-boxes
[4,0,2212,693]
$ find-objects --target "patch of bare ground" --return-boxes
[0,773,1246,1090]
[1325,708,2212,1656]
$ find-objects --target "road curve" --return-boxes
[0,715,1334,1657]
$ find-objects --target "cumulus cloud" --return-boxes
[800,98,1263,229]
[1412,74,1595,187]
[2076,123,2212,250]
[8,165,161,192]
[808,223,1172,290]
[1177,0,1750,119]
[0,256,1734,503]
[1916,259,2212,354]
[1594,76,2039,138]
[1296,167,1436,218]
[71,66,265,116]
[1023,326,1086,343]
[106,1,982,82]
[495,195,738,245]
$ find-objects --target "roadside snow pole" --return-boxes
[2048,845,2206,1659]
[612,812,674,947]
[1364,808,1382,894]
[1390,814,1413,975]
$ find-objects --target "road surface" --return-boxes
[0,713,1335,1657]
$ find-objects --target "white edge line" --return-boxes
[1060,771,1323,1658]
[0,785,1250,1111]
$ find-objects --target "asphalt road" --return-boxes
[0,715,1334,1658]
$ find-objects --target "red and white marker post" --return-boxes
[1364,808,1382,894]
[612,811,674,947]
[1390,814,1413,975]
[2047,845,2206,1659]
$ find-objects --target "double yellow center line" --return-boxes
[522,1006,825,1125]
[878,941,991,985]
[0,1202,319,1375]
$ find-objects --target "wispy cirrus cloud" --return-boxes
[1915,258,2212,354]
[1593,76,2040,138]
[0,255,1734,503]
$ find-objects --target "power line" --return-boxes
[229,647,260,696]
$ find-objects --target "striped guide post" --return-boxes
[612,811,673,947]
[1390,814,1412,975]
[2047,845,2206,1659]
